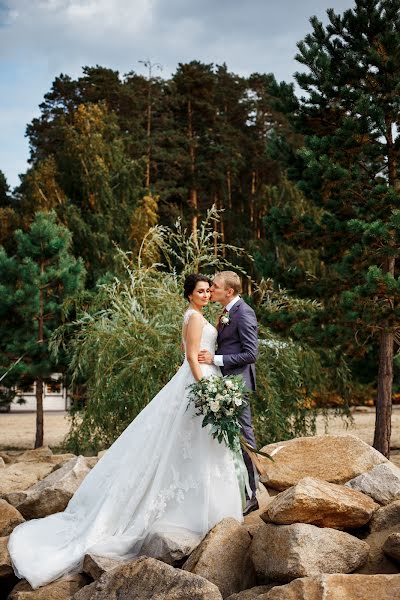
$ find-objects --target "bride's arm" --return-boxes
[185,313,204,382]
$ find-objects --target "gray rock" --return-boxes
[82,553,124,580]
[346,463,400,505]
[250,522,369,582]
[183,518,255,598]
[383,532,400,562]
[4,456,91,519]
[140,528,201,564]
[370,500,400,532]
[73,556,223,600]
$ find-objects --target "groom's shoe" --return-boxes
[243,497,259,516]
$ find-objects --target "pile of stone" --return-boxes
[1,435,400,599]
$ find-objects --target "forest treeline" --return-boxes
[2,0,400,456]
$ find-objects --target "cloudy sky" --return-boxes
[0,0,354,189]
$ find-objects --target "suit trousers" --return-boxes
[238,400,257,499]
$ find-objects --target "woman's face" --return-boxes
[189,281,211,308]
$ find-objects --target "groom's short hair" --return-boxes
[216,271,242,294]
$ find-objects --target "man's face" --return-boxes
[210,275,230,305]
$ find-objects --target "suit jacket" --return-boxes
[217,298,258,391]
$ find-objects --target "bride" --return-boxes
[8,273,244,589]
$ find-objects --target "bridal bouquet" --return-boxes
[186,375,247,452]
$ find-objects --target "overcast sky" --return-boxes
[0,0,354,189]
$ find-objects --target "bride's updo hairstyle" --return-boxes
[184,273,212,300]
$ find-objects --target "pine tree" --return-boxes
[0,211,85,447]
[264,0,400,456]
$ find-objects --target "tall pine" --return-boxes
[266,0,400,456]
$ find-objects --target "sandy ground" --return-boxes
[1,406,400,455]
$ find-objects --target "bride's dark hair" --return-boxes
[183,273,212,300]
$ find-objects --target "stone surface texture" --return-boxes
[383,532,400,562]
[0,499,24,536]
[8,575,88,599]
[258,435,388,491]
[82,553,123,580]
[370,500,400,532]
[264,477,377,529]
[183,517,255,598]
[3,456,91,518]
[263,574,400,600]
[346,463,400,505]
[250,522,369,582]
[225,585,277,600]
[73,556,223,600]
[0,535,13,577]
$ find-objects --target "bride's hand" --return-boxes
[198,350,213,365]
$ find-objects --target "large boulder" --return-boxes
[8,575,89,599]
[250,522,369,582]
[383,533,400,562]
[264,477,378,529]
[0,462,58,496]
[140,528,201,565]
[13,446,54,463]
[0,499,24,536]
[73,556,223,600]
[263,574,400,600]
[346,463,400,505]
[183,518,255,598]
[370,500,400,532]
[258,435,388,491]
[0,536,13,577]
[3,457,91,519]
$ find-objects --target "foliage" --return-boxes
[0,211,85,444]
[51,210,350,453]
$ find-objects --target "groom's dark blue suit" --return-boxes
[217,297,258,498]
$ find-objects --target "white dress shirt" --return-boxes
[213,296,240,367]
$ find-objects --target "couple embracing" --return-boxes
[9,270,259,589]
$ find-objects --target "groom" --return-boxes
[198,270,259,515]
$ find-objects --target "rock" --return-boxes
[258,435,388,491]
[183,518,255,598]
[0,536,13,577]
[0,499,24,536]
[225,586,277,600]
[370,500,400,532]
[0,462,57,496]
[0,451,13,465]
[140,528,201,565]
[346,463,400,505]
[73,556,223,600]
[383,533,400,562]
[14,446,54,463]
[97,450,108,459]
[250,522,369,582]
[264,477,378,529]
[82,554,123,580]
[263,574,400,600]
[8,574,89,599]
[0,457,5,468]
[85,457,98,469]
[4,457,91,519]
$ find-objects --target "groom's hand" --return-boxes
[198,350,213,364]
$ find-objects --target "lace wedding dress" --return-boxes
[8,309,243,589]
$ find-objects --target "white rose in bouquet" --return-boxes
[210,400,220,412]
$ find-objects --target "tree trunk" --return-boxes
[188,99,197,239]
[373,327,393,457]
[35,378,44,448]
[35,272,45,448]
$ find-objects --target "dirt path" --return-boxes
[1,406,400,455]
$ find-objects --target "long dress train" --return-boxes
[8,309,243,589]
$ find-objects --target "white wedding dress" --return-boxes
[8,309,243,589]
